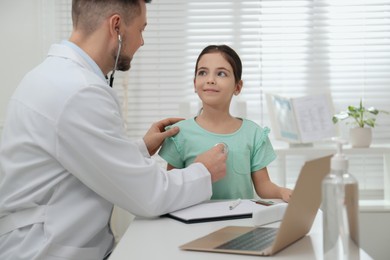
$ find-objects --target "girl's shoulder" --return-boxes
[169,117,196,129]
[241,118,272,140]
[241,118,269,131]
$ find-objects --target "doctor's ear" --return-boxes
[110,14,122,36]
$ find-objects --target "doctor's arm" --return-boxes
[57,87,225,217]
[166,145,227,183]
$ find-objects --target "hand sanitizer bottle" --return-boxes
[322,138,359,259]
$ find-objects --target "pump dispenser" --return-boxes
[322,138,359,259]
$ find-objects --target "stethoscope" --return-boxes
[215,142,229,154]
[109,34,122,87]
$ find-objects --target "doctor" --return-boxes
[0,0,227,259]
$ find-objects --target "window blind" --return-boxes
[257,0,390,198]
[43,0,390,199]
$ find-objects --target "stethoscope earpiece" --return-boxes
[109,33,122,87]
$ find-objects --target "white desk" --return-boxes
[109,211,372,260]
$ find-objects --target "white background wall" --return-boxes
[0,1,389,258]
[0,0,46,130]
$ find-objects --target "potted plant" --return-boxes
[332,100,389,147]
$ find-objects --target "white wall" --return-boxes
[0,0,46,129]
[1,1,389,255]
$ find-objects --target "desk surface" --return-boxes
[109,211,372,260]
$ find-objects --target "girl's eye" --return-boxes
[197,70,207,76]
[218,71,227,77]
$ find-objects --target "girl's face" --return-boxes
[194,52,242,110]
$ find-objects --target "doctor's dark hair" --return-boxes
[72,0,152,34]
[194,45,242,84]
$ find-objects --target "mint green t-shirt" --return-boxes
[158,118,276,200]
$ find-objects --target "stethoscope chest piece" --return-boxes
[215,142,229,154]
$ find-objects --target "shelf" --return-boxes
[273,144,390,203]
[275,144,390,156]
[359,200,390,212]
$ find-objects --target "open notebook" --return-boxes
[166,199,285,224]
[180,155,332,256]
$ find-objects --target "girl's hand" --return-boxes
[280,187,293,202]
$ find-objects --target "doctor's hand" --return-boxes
[194,144,227,183]
[143,117,184,155]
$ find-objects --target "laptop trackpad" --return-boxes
[216,227,277,251]
[180,226,277,254]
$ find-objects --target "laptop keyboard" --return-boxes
[216,227,277,251]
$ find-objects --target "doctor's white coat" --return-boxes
[0,43,212,259]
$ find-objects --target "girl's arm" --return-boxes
[252,167,292,202]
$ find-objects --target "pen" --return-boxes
[251,199,274,206]
[229,198,241,210]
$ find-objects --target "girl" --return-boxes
[159,45,292,201]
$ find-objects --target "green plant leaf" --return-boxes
[332,99,388,128]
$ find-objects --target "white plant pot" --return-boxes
[349,127,372,148]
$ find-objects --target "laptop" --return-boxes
[180,155,332,256]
